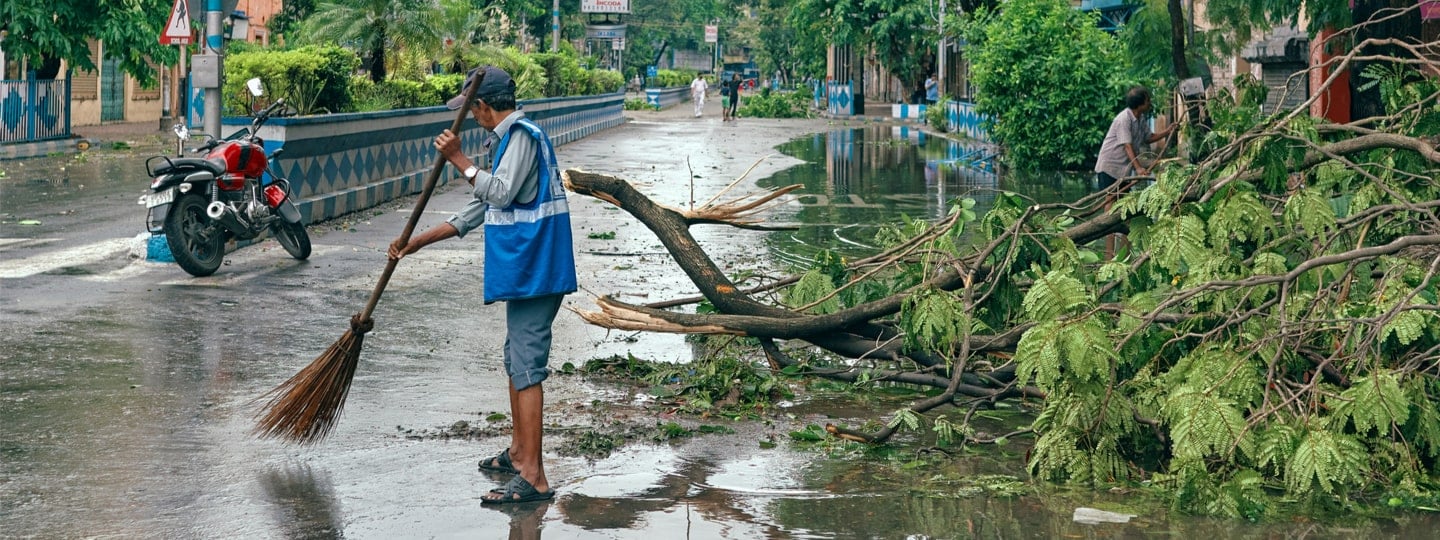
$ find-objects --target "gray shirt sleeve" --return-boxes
[445,129,541,238]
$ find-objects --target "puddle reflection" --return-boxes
[759,126,1089,267]
[492,500,551,540]
[259,464,345,539]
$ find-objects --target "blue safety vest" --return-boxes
[482,118,577,303]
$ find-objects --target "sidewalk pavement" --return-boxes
[2,120,170,161]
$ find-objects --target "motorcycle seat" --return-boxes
[151,157,227,177]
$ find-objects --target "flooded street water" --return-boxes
[758,126,1089,267]
[4,117,1439,538]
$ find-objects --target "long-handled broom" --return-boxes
[252,69,487,444]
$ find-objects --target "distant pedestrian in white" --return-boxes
[690,75,709,117]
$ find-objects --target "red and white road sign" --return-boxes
[160,0,192,45]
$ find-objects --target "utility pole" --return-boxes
[938,0,946,86]
[202,0,223,138]
[552,0,560,51]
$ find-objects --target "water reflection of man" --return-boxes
[503,501,550,540]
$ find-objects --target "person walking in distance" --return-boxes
[723,73,742,121]
[388,66,577,504]
[1094,85,1176,257]
[690,74,709,118]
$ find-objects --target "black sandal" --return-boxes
[478,448,520,474]
[482,475,555,504]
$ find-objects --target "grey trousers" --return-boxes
[503,294,564,391]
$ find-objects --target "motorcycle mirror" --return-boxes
[246,78,265,97]
[172,123,189,141]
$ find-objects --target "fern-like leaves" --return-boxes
[901,288,966,354]
[1022,269,1092,321]
[1331,370,1410,435]
[1208,188,1275,248]
[1165,389,1252,462]
[1015,318,1115,388]
[1283,187,1337,240]
[1147,215,1208,274]
[1285,429,1368,496]
[784,269,841,314]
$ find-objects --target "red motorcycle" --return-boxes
[139,86,309,277]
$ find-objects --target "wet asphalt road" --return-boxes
[0,102,845,538]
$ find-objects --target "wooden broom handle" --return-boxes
[357,70,487,321]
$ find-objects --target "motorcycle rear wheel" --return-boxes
[270,219,311,260]
[164,193,225,276]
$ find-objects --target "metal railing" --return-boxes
[1,78,72,144]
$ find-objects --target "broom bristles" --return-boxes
[253,329,364,444]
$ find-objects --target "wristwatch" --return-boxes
[463,165,479,180]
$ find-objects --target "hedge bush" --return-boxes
[224,45,360,116]
[351,74,465,111]
[737,88,812,118]
[653,69,697,88]
[228,46,620,115]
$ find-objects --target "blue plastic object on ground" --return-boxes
[146,233,175,263]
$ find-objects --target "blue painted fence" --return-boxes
[0,78,71,144]
[222,92,626,225]
[827,81,855,116]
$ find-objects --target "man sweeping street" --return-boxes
[388,66,577,504]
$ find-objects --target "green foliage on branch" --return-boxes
[988,65,1440,516]
[960,0,1131,169]
[718,57,1440,518]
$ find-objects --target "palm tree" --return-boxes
[300,0,438,82]
[429,0,497,74]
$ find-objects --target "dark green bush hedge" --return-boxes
[224,45,359,115]
[738,88,813,118]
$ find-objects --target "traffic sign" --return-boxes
[646,65,657,78]
[160,0,192,45]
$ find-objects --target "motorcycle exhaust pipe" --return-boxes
[206,201,251,235]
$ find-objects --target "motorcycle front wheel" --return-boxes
[164,192,225,276]
[270,219,311,260]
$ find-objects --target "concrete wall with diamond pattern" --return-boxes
[945,100,990,142]
[224,92,625,225]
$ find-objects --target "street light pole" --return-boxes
[552,0,560,51]
[938,0,946,86]
[204,0,223,138]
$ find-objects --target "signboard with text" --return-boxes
[581,0,630,13]
[704,25,717,43]
[585,23,627,39]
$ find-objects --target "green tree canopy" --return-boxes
[963,0,1130,168]
[1,0,177,85]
